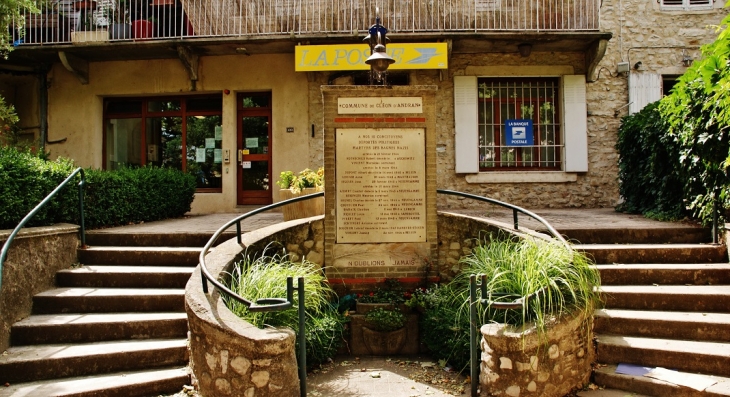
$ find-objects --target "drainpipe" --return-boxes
[39,67,67,151]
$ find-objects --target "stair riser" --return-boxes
[594,317,730,343]
[561,228,712,245]
[602,293,730,312]
[597,344,730,377]
[56,272,192,289]
[582,247,727,264]
[85,232,232,248]
[0,346,188,383]
[77,250,199,267]
[32,296,185,314]
[60,375,190,397]
[593,371,727,397]
[11,319,188,345]
[598,268,730,286]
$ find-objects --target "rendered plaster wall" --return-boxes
[44,53,310,213]
[0,224,79,352]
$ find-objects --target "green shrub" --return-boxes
[0,146,196,229]
[616,102,687,221]
[364,307,406,332]
[420,236,600,373]
[225,249,348,367]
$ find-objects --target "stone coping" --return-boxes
[0,223,79,243]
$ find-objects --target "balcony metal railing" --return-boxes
[12,0,599,46]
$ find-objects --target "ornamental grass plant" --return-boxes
[225,247,347,366]
[420,235,601,372]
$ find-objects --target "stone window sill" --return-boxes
[465,172,578,184]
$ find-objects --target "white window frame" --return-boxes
[453,74,588,178]
[659,0,713,11]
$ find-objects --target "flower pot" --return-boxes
[109,23,131,40]
[279,187,324,221]
[133,20,155,40]
[71,30,109,43]
[362,326,407,355]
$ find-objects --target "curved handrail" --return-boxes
[198,191,323,311]
[0,167,86,294]
[437,189,570,250]
[198,191,322,397]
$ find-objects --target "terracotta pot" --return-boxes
[132,20,154,40]
[362,326,407,355]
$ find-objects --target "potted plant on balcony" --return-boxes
[277,167,324,221]
[71,1,109,44]
[109,0,131,40]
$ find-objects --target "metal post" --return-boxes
[236,221,242,244]
[469,275,478,397]
[513,209,519,230]
[78,169,86,248]
[297,277,307,397]
[713,195,719,244]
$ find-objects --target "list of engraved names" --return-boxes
[336,128,426,243]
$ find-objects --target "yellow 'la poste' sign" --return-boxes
[295,43,448,72]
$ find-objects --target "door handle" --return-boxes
[237,150,243,162]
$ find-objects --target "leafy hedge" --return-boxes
[615,102,687,221]
[0,147,196,230]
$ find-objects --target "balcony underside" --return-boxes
[3,31,612,68]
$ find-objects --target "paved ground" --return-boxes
[93,206,702,236]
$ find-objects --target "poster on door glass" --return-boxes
[196,148,206,162]
[245,137,259,148]
[214,149,222,163]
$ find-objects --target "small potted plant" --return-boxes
[109,0,131,40]
[355,278,410,314]
[277,167,324,221]
[361,307,407,355]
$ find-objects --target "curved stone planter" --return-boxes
[479,311,594,397]
[185,217,324,397]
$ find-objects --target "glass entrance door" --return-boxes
[237,93,272,205]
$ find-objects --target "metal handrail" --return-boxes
[437,189,570,250]
[0,167,86,295]
[198,191,323,397]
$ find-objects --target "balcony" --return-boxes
[13,0,600,46]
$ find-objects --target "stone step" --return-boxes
[596,335,730,377]
[576,388,652,397]
[596,263,730,286]
[599,285,730,312]
[77,246,202,267]
[592,365,730,397]
[11,312,188,345]
[561,226,712,245]
[0,367,190,397]
[576,244,727,264]
[32,288,185,314]
[85,231,233,247]
[56,265,194,288]
[0,339,188,384]
[594,309,730,343]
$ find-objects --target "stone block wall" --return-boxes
[479,312,594,397]
[0,224,79,352]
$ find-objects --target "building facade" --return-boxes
[1,0,726,213]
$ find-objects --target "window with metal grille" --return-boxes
[477,78,561,170]
[659,0,712,10]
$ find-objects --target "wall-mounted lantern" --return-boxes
[363,10,395,85]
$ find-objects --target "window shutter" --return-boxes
[454,76,479,173]
[629,73,662,114]
[562,75,588,172]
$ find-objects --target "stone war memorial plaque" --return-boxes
[336,128,426,244]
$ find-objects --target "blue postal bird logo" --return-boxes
[406,48,442,65]
[505,119,534,146]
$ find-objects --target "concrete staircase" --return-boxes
[0,233,202,397]
[571,227,730,397]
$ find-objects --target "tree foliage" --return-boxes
[659,13,730,223]
[0,0,41,56]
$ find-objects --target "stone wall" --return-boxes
[0,224,79,352]
[480,311,595,397]
[185,218,325,397]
